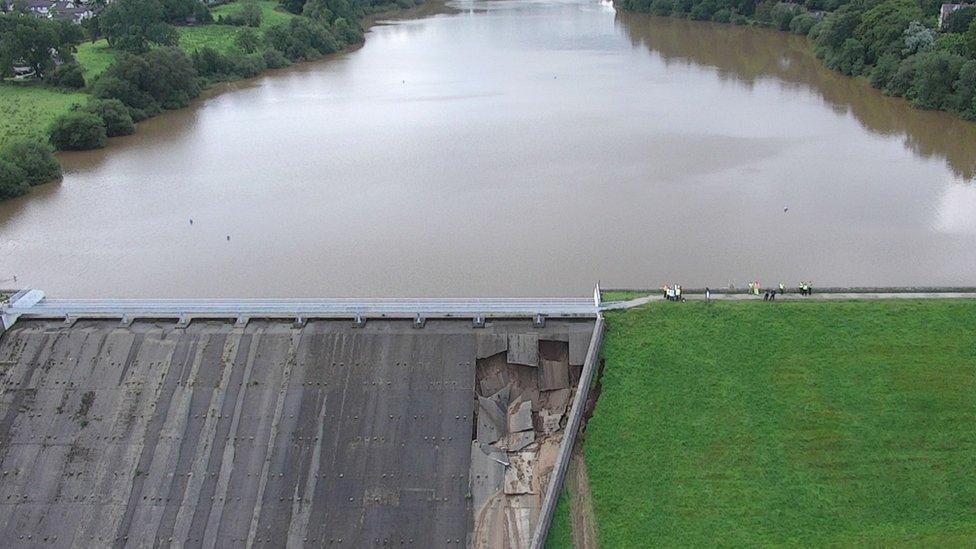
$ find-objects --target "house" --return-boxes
[0,0,96,22]
[939,3,974,30]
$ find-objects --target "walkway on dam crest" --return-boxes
[603,289,976,310]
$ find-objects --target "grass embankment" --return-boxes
[0,1,294,147]
[546,489,573,549]
[574,300,976,546]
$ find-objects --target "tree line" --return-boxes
[620,0,976,121]
[1,0,422,200]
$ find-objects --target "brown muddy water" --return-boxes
[2,0,975,297]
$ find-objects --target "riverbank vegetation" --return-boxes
[620,0,976,121]
[0,0,424,200]
[576,300,976,546]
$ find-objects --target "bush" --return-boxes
[953,60,976,119]
[84,99,136,137]
[828,37,865,76]
[689,0,717,20]
[0,160,29,200]
[49,112,107,151]
[265,18,340,60]
[770,2,800,31]
[936,32,968,56]
[218,1,262,26]
[650,0,673,15]
[92,75,161,121]
[869,54,900,89]
[910,50,965,110]
[884,55,917,97]
[789,13,818,35]
[48,62,86,89]
[711,8,732,22]
[0,140,61,185]
[234,27,262,53]
[332,17,362,44]
[262,48,291,69]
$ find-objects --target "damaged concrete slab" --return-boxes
[0,316,595,548]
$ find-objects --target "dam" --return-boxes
[0,290,602,547]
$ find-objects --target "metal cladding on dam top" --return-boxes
[0,315,597,547]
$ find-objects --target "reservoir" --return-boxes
[2,0,975,297]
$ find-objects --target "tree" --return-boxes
[910,50,964,110]
[771,3,801,31]
[884,55,916,97]
[160,0,213,24]
[143,47,200,108]
[0,140,61,186]
[84,99,136,137]
[967,18,976,57]
[650,0,673,16]
[0,160,29,200]
[902,20,934,56]
[99,0,179,53]
[0,14,76,78]
[49,112,107,150]
[952,60,976,119]
[869,53,900,89]
[265,18,339,60]
[855,0,921,64]
[240,1,262,27]
[830,37,865,75]
[234,27,262,53]
[94,48,200,115]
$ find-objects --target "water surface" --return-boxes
[2,0,975,297]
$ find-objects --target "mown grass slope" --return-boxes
[583,300,976,546]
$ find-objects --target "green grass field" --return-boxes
[179,1,295,53]
[75,39,116,80]
[601,290,651,303]
[578,300,976,546]
[0,83,87,147]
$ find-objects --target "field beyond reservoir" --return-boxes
[572,300,976,546]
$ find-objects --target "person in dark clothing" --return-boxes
[763,290,769,301]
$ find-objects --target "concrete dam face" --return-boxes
[0,317,595,547]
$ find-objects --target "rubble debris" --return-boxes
[503,451,536,495]
[507,399,533,433]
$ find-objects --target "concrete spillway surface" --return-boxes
[0,318,594,546]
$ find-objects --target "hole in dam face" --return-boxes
[0,317,595,546]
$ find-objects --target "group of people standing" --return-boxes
[662,284,684,301]
[660,281,814,301]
